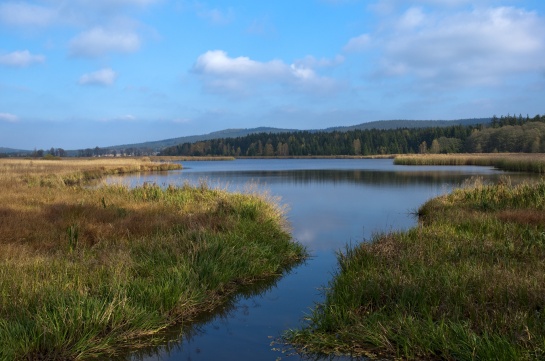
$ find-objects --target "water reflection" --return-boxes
[104,159,538,361]
[128,270,298,361]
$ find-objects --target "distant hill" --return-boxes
[323,118,491,132]
[105,127,297,153]
[101,118,491,153]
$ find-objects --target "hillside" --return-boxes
[324,118,490,132]
[99,118,491,154]
[105,127,297,153]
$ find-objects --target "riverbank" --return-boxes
[0,158,305,360]
[286,176,545,360]
[395,153,545,173]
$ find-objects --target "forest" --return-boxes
[160,114,545,157]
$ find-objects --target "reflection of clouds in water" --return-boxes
[294,228,315,244]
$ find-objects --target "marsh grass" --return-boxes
[0,159,304,360]
[394,153,545,173]
[286,178,545,360]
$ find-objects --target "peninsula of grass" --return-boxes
[287,178,545,360]
[395,153,545,173]
[0,159,305,360]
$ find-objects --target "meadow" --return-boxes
[287,156,545,360]
[0,158,305,360]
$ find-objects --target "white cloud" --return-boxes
[399,7,425,28]
[0,50,45,67]
[79,68,118,86]
[69,27,141,57]
[371,6,545,88]
[194,50,286,78]
[193,50,340,95]
[0,113,19,123]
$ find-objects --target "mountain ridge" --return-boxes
[104,118,491,152]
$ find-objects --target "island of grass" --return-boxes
[287,162,545,360]
[0,158,305,360]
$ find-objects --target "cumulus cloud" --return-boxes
[0,113,19,123]
[367,6,545,89]
[1,1,157,58]
[69,27,141,57]
[0,50,45,67]
[79,68,117,86]
[192,50,340,95]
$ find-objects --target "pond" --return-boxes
[105,159,533,361]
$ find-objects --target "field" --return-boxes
[287,156,545,360]
[0,158,304,360]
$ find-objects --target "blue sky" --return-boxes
[1,0,545,150]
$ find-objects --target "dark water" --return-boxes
[105,159,533,361]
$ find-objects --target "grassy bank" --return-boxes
[0,159,304,360]
[286,178,545,360]
[394,153,545,173]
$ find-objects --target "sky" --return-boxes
[1,0,545,150]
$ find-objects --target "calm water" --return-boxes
[106,159,531,361]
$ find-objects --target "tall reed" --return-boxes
[394,153,545,173]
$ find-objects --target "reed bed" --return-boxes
[394,153,545,173]
[287,178,545,360]
[0,159,304,360]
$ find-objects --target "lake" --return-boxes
[105,159,532,360]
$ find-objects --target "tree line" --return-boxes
[160,114,545,157]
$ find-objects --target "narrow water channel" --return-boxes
[105,159,531,360]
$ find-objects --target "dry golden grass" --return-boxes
[394,153,545,173]
[0,158,182,255]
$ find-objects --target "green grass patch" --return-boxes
[286,179,545,360]
[0,160,305,360]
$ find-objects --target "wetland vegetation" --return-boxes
[287,156,545,360]
[0,158,305,360]
[395,153,545,174]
